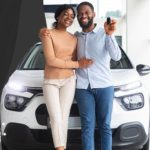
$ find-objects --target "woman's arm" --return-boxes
[71,37,77,61]
[40,29,92,68]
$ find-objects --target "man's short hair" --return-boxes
[77,1,94,12]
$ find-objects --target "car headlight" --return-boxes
[4,94,30,111]
[8,81,27,92]
[121,93,144,110]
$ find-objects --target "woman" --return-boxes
[40,4,92,150]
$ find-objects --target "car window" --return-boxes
[110,47,133,69]
[18,44,44,70]
[18,44,133,70]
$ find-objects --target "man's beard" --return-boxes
[78,17,93,29]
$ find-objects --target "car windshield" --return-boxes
[18,43,133,70]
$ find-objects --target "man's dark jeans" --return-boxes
[76,85,114,150]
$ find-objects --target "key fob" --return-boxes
[107,17,111,24]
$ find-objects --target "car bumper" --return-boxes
[1,122,148,150]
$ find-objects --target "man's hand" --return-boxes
[104,19,117,36]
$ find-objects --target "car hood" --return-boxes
[7,69,140,88]
[7,70,44,88]
[111,69,140,86]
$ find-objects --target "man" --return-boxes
[75,2,121,150]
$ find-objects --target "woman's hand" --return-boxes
[39,28,50,38]
[78,58,93,68]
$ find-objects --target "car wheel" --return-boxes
[142,138,149,150]
[1,141,9,150]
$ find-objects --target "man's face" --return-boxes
[77,5,95,29]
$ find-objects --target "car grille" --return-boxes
[27,88,43,95]
[35,103,80,125]
[27,87,80,126]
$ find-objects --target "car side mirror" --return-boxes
[136,64,150,76]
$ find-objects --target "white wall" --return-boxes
[127,0,150,66]
[127,0,150,92]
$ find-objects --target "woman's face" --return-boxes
[57,8,75,28]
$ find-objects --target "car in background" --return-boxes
[1,42,150,150]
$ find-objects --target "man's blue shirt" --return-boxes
[75,25,121,89]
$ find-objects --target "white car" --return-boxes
[1,42,150,150]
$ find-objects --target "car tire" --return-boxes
[142,138,149,150]
[1,141,9,150]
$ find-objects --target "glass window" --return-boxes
[43,0,126,49]
[19,44,132,70]
[98,0,126,50]
[19,45,45,70]
[110,49,133,69]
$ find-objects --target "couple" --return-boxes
[40,1,121,150]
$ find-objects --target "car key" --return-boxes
[107,17,111,24]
